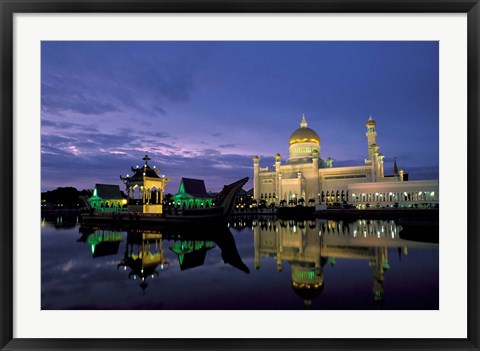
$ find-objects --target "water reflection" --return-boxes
[42,214,79,230]
[117,232,167,291]
[77,229,123,257]
[42,215,438,309]
[77,223,250,292]
[170,240,216,271]
[249,218,437,305]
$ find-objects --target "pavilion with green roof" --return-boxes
[173,178,213,209]
[88,184,127,213]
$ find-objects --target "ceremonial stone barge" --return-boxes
[81,154,248,226]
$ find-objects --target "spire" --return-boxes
[393,157,398,176]
[142,153,151,166]
[300,113,308,128]
[366,114,376,127]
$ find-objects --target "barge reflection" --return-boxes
[78,223,250,291]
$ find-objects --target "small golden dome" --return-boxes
[365,114,376,127]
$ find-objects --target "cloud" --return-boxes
[62,259,74,272]
[42,119,99,132]
[218,144,238,149]
[42,134,75,144]
[201,149,222,156]
[142,131,171,138]
[41,42,211,117]
[41,125,180,159]
[42,148,254,194]
[42,119,76,129]
[41,79,121,116]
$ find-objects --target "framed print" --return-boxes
[1,1,479,350]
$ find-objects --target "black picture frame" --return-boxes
[1,1,479,350]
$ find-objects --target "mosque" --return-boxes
[253,114,439,208]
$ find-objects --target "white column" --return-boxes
[253,156,260,200]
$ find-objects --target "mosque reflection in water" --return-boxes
[252,219,408,305]
[72,217,437,307]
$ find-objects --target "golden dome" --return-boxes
[365,114,376,127]
[289,114,320,146]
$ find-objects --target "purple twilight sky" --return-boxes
[41,41,439,194]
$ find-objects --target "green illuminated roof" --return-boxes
[176,178,209,198]
[91,184,123,200]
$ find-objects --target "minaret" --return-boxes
[274,153,282,205]
[253,156,260,200]
[366,115,380,181]
[365,115,377,160]
[297,171,302,203]
[393,157,398,177]
[312,150,319,204]
[326,157,333,168]
[377,153,385,178]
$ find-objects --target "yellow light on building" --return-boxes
[289,138,319,145]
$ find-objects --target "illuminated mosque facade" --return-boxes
[253,114,439,207]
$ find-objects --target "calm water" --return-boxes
[41,215,439,310]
